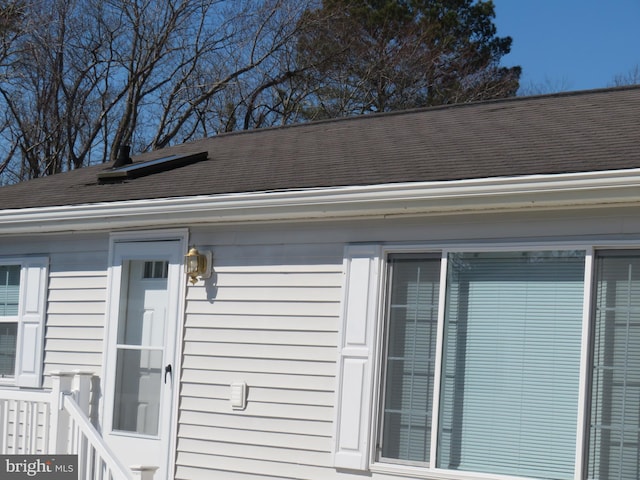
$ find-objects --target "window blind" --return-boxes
[589,252,640,480]
[0,323,17,376]
[0,265,20,317]
[438,251,585,479]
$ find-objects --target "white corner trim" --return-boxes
[2,168,640,234]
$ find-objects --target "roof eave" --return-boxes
[1,168,640,235]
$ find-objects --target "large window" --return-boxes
[335,246,640,480]
[379,251,585,479]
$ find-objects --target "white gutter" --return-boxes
[2,168,640,235]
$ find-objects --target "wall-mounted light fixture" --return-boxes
[185,247,212,284]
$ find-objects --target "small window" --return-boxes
[0,258,48,387]
[143,261,168,279]
[589,251,640,480]
[0,265,20,316]
[0,265,20,378]
[379,254,440,463]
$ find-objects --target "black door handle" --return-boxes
[164,364,172,384]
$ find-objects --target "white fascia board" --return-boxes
[2,169,640,234]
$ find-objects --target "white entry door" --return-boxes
[103,238,185,479]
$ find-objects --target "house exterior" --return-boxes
[0,85,640,480]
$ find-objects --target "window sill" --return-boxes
[370,462,543,480]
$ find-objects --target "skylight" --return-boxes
[97,151,208,181]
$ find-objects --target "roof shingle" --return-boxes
[1,86,639,210]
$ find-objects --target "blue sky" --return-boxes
[492,0,640,93]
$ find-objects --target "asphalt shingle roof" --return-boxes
[1,86,639,210]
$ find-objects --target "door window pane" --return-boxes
[438,251,585,479]
[589,252,640,480]
[143,261,168,279]
[380,255,440,463]
[113,348,162,436]
[117,261,167,347]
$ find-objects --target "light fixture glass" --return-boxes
[184,247,211,284]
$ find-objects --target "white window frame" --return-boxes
[0,262,20,382]
[334,241,640,480]
[0,256,48,388]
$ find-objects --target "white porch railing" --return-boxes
[0,372,157,480]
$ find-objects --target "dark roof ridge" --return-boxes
[189,84,640,143]
[122,84,640,165]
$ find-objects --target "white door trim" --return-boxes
[103,229,188,478]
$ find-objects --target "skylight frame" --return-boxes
[97,151,208,181]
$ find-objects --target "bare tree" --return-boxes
[0,0,315,183]
[0,1,39,180]
[0,0,112,179]
[517,77,574,96]
[147,0,315,141]
[611,65,640,87]
[0,0,525,185]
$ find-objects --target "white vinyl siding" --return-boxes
[44,259,107,376]
[176,244,344,480]
[4,206,640,479]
